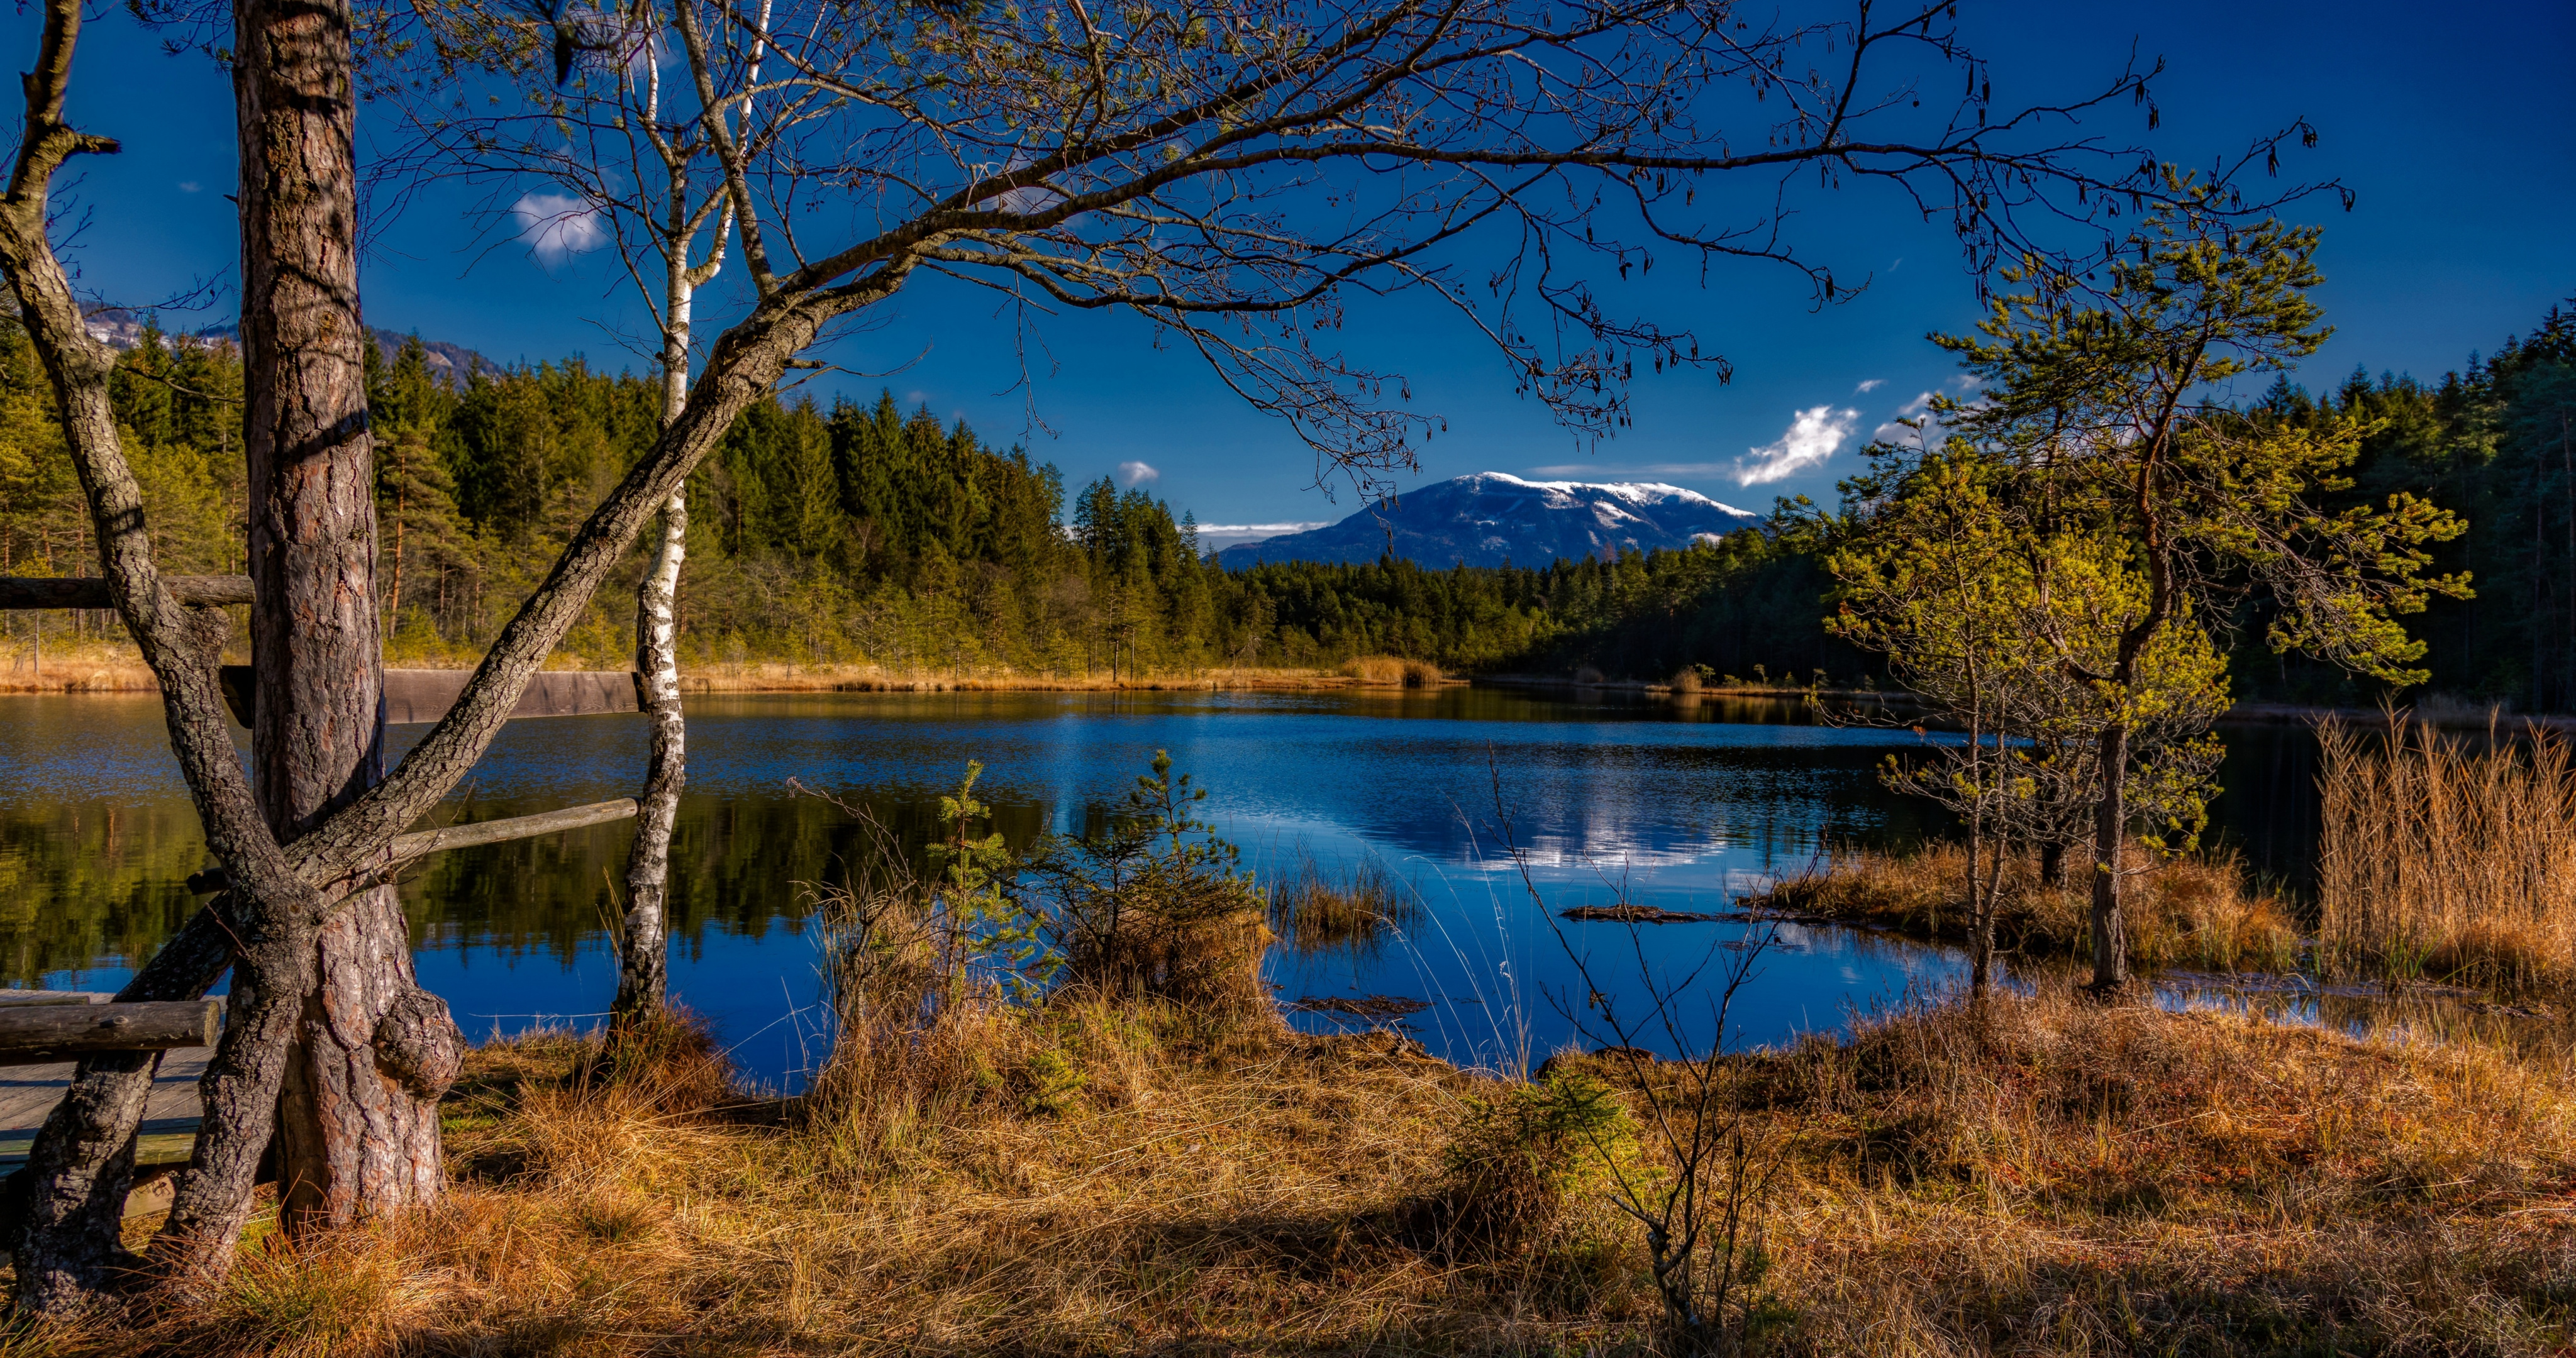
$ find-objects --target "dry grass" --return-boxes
[0,640,162,693]
[1746,989,2576,1355]
[1269,847,1424,958]
[1749,842,2303,973]
[43,987,2576,1355]
[2318,714,2576,993]
[1339,654,1446,688]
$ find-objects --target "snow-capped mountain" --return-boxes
[1211,472,1763,569]
[81,310,494,385]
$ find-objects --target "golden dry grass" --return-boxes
[1338,654,1446,688]
[1268,848,1424,958]
[1748,842,2303,973]
[0,641,163,693]
[2318,715,2576,994]
[40,989,2576,1355]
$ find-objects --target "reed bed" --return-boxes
[1750,841,2302,972]
[1267,846,1424,958]
[1338,653,1446,687]
[2318,714,2576,993]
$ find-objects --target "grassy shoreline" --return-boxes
[31,989,2576,1354]
[1744,844,2306,974]
[0,646,1461,697]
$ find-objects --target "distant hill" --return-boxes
[1211,472,1763,570]
[82,310,494,386]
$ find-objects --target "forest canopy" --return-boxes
[2,298,2569,710]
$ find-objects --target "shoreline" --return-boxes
[9,655,2571,729]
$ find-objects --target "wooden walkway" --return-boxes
[0,992,206,1174]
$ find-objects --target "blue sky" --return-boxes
[30,1,2574,548]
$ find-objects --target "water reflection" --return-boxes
[0,689,2328,1082]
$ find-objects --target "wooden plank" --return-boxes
[0,1000,222,1068]
[0,1119,199,1173]
[0,1039,208,1142]
[0,575,253,609]
[186,798,640,894]
[217,666,643,726]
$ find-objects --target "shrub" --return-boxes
[1017,751,1275,1020]
[1437,1069,1637,1250]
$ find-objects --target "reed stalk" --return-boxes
[2316,712,2576,993]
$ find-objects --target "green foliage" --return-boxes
[1019,1046,1085,1117]
[926,762,1055,995]
[1441,1069,1639,1244]
[1841,210,2468,892]
[1015,751,1270,1009]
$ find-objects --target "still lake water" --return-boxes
[0,688,2318,1085]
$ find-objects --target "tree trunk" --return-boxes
[614,154,707,1025]
[2087,722,2129,995]
[2039,840,2065,887]
[234,0,457,1227]
[616,493,686,1023]
[273,886,461,1230]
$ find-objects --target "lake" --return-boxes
[0,688,2320,1084]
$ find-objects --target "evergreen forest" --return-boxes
[0,301,2568,711]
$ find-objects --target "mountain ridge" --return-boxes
[1212,472,1762,570]
[82,310,495,386]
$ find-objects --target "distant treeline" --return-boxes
[0,300,2568,707]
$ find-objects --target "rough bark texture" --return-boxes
[236,0,381,837]
[3,908,233,1310]
[2087,722,2131,994]
[233,0,458,1234]
[0,0,863,1304]
[274,887,457,1229]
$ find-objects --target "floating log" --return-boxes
[185,798,640,895]
[216,666,643,727]
[1559,904,1729,924]
[0,1000,222,1068]
[0,575,254,609]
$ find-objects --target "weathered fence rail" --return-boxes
[0,1000,223,1068]
[0,575,255,609]
[184,797,642,895]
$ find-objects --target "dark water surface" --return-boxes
[0,688,2321,1084]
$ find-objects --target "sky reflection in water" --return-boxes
[0,688,2305,1085]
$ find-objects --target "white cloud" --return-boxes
[1734,406,1858,486]
[1197,522,1330,533]
[177,181,201,194]
[1854,378,1885,394]
[1897,390,1935,416]
[1118,460,1159,487]
[509,191,608,267]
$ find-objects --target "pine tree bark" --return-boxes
[232,0,458,1227]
